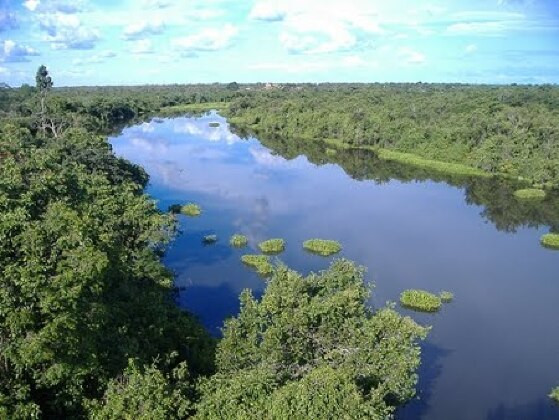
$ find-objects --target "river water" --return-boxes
[110,112,559,420]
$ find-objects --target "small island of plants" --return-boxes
[440,291,454,303]
[400,289,443,312]
[303,239,342,256]
[230,234,248,247]
[540,233,559,249]
[241,254,274,276]
[513,188,546,200]
[209,122,220,127]
[258,238,285,254]
[203,234,217,244]
[181,203,202,217]
[550,386,559,403]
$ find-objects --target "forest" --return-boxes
[1,70,558,418]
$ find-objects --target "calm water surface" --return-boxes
[110,113,559,420]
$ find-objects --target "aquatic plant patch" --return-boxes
[258,238,285,254]
[209,122,220,127]
[230,234,248,247]
[241,254,274,276]
[203,235,217,244]
[540,233,559,249]
[550,386,559,403]
[303,239,342,256]
[439,291,454,303]
[400,289,442,312]
[181,203,201,217]
[513,188,546,200]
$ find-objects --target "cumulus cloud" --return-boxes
[73,50,116,65]
[398,47,426,65]
[249,0,382,54]
[172,24,238,53]
[1,40,39,62]
[123,20,165,40]
[131,39,153,54]
[23,0,40,11]
[40,12,100,49]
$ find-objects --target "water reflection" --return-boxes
[110,112,559,420]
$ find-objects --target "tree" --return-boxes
[35,65,66,137]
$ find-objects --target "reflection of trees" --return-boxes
[239,129,559,234]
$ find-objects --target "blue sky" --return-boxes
[0,0,558,86]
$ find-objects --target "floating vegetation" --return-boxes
[181,203,201,217]
[513,188,546,200]
[209,122,220,127]
[439,291,454,303]
[541,233,559,249]
[258,238,285,254]
[400,289,443,312]
[241,254,273,277]
[303,239,342,256]
[550,387,559,403]
[168,203,182,214]
[230,234,248,248]
[203,234,217,244]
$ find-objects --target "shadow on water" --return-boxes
[486,399,559,420]
[396,341,452,420]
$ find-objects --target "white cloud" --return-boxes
[398,47,426,65]
[23,0,40,11]
[73,50,116,65]
[131,39,153,54]
[40,12,100,49]
[250,0,383,54]
[447,21,507,35]
[0,66,9,75]
[123,20,165,40]
[1,40,40,62]
[248,54,374,73]
[465,44,478,54]
[249,2,286,22]
[172,24,238,53]
[0,10,18,31]
[143,0,170,8]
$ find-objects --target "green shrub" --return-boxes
[400,289,442,312]
[241,255,274,277]
[303,239,342,256]
[541,233,559,249]
[439,291,454,303]
[550,386,559,403]
[181,203,201,217]
[168,203,182,214]
[209,122,220,127]
[513,188,546,200]
[203,235,217,244]
[230,234,248,247]
[258,239,285,254]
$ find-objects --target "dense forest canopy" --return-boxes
[0,73,436,418]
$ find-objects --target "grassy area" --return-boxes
[303,239,342,256]
[159,102,229,115]
[181,203,201,217]
[400,289,443,312]
[540,233,559,249]
[550,387,559,403]
[440,291,454,303]
[513,188,546,200]
[230,234,248,248]
[241,254,274,277]
[258,238,285,254]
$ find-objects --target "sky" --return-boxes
[0,0,558,86]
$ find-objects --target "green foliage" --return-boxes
[168,203,183,214]
[303,239,342,256]
[400,289,443,312]
[514,188,547,200]
[208,122,220,127]
[540,233,559,249]
[203,234,217,244]
[258,238,285,254]
[240,254,274,277]
[550,386,559,403]
[181,203,201,217]
[439,291,454,303]
[229,234,248,247]
[196,260,427,419]
[89,360,193,419]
